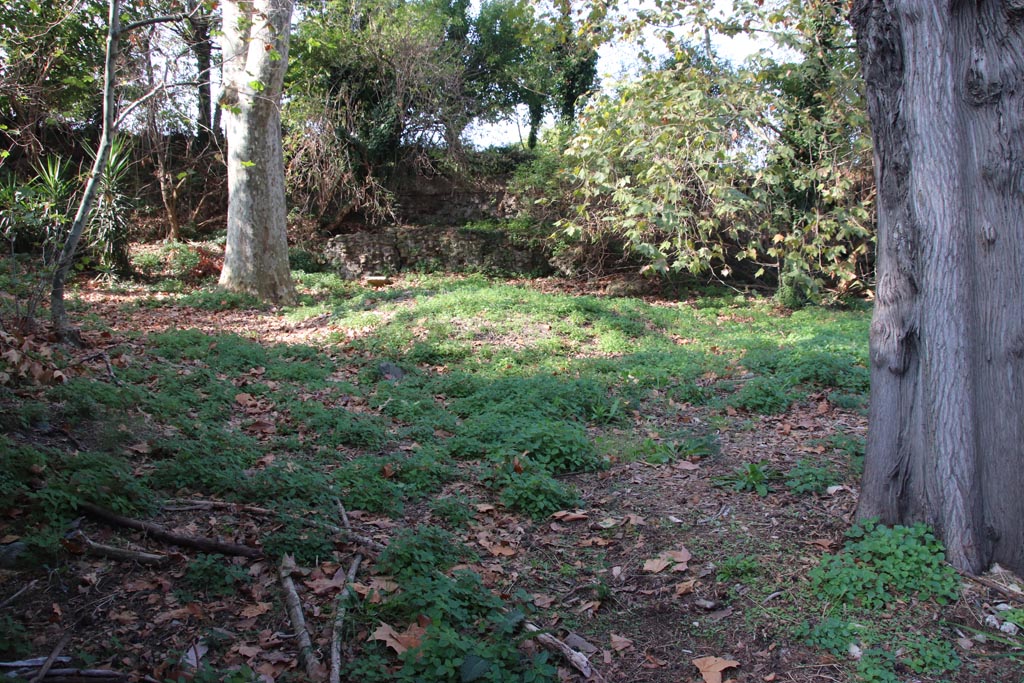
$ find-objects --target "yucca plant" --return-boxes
[87,136,134,277]
[0,159,76,332]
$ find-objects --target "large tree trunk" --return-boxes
[219,0,296,304]
[852,0,1024,575]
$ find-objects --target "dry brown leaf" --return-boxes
[579,536,613,547]
[644,546,692,573]
[643,557,671,573]
[109,610,138,624]
[664,547,692,564]
[642,652,668,668]
[249,420,276,434]
[369,623,407,654]
[532,594,555,608]
[240,602,273,618]
[235,644,261,658]
[370,622,426,655]
[304,572,349,595]
[487,543,517,557]
[692,656,740,683]
[674,580,696,597]
[124,579,158,592]
[609,633,633,651]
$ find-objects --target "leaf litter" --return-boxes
[0,274,1019,683]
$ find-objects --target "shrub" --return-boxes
[183,554,252,597]
[352,571,558,683]
[499,471,579,519]
[727,376,793,414]
[713,461,779,497]
[715,554,762,583]
[785,459,837,495]
[377,525,475,579]
[809,520,960,609]
[332,458,405,515]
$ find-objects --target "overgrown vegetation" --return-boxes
[3,268,1015,682]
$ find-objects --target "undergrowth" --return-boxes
[0,270,882,680]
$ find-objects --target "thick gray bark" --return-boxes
[219,0,296,304]
[853,0,1024,575]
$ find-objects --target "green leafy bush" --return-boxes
[178,288,264,311]
[394,449,455,497]
[715,554,762,583]
[352,571,557,683]
[289,248,325,273]
[727,376,793,414]
[785,459,837,495]
[0,437,48,503]
[183,554,252,597]
[450,375,614,423]
[378,525,475,579]
[899,634,960,674]
[0,614,30,658]
[498,471,579,519]
[332,458,405,515]
[430,496,475,528]
[713,461,779,497]
[809,520,960,609]
[795,617,866,657]
[450,412,601,475]
[262,517,336,565]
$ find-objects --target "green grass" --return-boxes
[0,270,875,679]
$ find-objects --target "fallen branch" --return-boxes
[29,632,72,683]
[78,502,262,558]
[77,351,122,387]
[63,530,168,566]
[523,623,608,683]
[0,579,38,610]
[328,554,363,683]
[279,555,321,681]
[0,657,71,669]
[955,566,1024,603]
[329,500,363,683]
[19,669,131,682]
[162,498,385,553]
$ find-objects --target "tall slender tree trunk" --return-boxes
[183,2,215,148]
[852,0,1024,575]
[219,0,296,304]
[50,0,121,341]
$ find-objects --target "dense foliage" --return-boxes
[538,0,874,299]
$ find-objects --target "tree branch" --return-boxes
[279,556,321,680]
[120,13,189,34]
[78,502,262,558]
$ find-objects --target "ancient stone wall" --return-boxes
[323,226,553,279]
